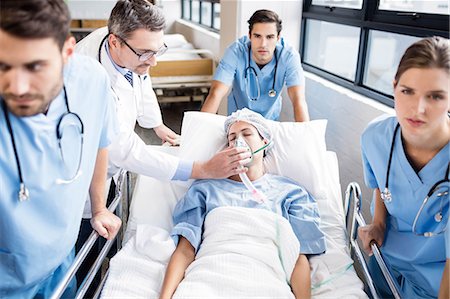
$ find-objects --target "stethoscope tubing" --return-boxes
[244,45,280,101]
[381,122,449,236]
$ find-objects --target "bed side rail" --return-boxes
[344,182,402,299]
[50,169,129,299]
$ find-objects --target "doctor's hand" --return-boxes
[358,223,385,256]
[191,146,252,179]
[91,208,122,240]
[154,124,181,146]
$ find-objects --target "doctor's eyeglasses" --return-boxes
[118,36,168,61]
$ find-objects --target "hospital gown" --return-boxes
[361,115,448,298]
[171,173,326,255]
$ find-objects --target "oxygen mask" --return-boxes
[235,136,253,167]
[233,135,266,203]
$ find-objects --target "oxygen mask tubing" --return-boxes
[234,136,270,203]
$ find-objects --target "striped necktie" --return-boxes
[124,70,133,86]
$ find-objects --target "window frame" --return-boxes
[181,0,220,33]
[300,0,449,107]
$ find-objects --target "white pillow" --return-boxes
[179,112,329,200]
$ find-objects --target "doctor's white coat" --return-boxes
[75,27,180,182]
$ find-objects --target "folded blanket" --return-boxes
[173,206,300,298]
[101,225,175,298]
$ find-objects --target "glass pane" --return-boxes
[182,0,190,20]
[363,31,420,95]
[312,0,363,9]
[304,19,360,81]
[192,0,200,23]
[201,1,212,27]
[213,3,221,30]
[379,0,449,15]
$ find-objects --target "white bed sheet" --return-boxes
[101,146,368,298]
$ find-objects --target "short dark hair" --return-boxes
[248,9,282,36]
[108,0,166,40]
[394,36,450,86]
[0,0,70,49]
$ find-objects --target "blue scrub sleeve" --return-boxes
[98,84,119,149]
[286,189,326,254]
[213,43,239,86]
[171,184,207,252]
[361,146,378,189]
[284,50,304,88]
[446,222,450,258]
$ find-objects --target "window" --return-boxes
[181,0,220,32]
[301,0,449,106]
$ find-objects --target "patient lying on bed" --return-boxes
[160,109,326,299]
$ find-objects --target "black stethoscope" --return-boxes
[98,35,109,63]
[2,86,84,201]
[381,123,449,236]
[244,45,281,101]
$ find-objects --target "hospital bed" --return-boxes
[93,112,369,298]
[150,34,215,103]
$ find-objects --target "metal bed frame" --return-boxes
[50,169,130,299]
[344,182,402,299]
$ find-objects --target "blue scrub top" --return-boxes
[361,115,448,298]
[0,54,118,295]
[171,174,326,255]
[447,222,450,258]
[214,36,304,120]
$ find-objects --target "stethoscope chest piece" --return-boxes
[435,212,442,222]
[380,187,392,202]
[19,183,30,201]
[268,89,277,98]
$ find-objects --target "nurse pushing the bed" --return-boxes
[201,9,309,122]
[358,36,449,299]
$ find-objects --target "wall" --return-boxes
[67,0,116,19]
[280,73,394,218]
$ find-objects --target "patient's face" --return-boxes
[227,121,266,163]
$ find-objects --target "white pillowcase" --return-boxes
[179,112,329,200]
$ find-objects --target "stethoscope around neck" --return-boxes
[98,35,109,63]
[2,86,84,202]
[244,45,280,101]
[381,123,449,237]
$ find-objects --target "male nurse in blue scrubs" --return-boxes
[201,9,309,122]
[0,0,121,297]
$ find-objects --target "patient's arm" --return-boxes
[160,236,195,299]
[290,254,311,299]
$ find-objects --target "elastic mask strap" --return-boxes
[252,141,271,155]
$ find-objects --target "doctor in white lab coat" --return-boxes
[75,0,251,213]
[76,0,249,185]
[73,2,251,288]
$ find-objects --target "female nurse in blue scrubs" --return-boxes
[359,36,449,298]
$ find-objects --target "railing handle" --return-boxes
[50,169,127,299]
[344,182,402,299]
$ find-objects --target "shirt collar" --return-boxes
[105,39,131,76]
